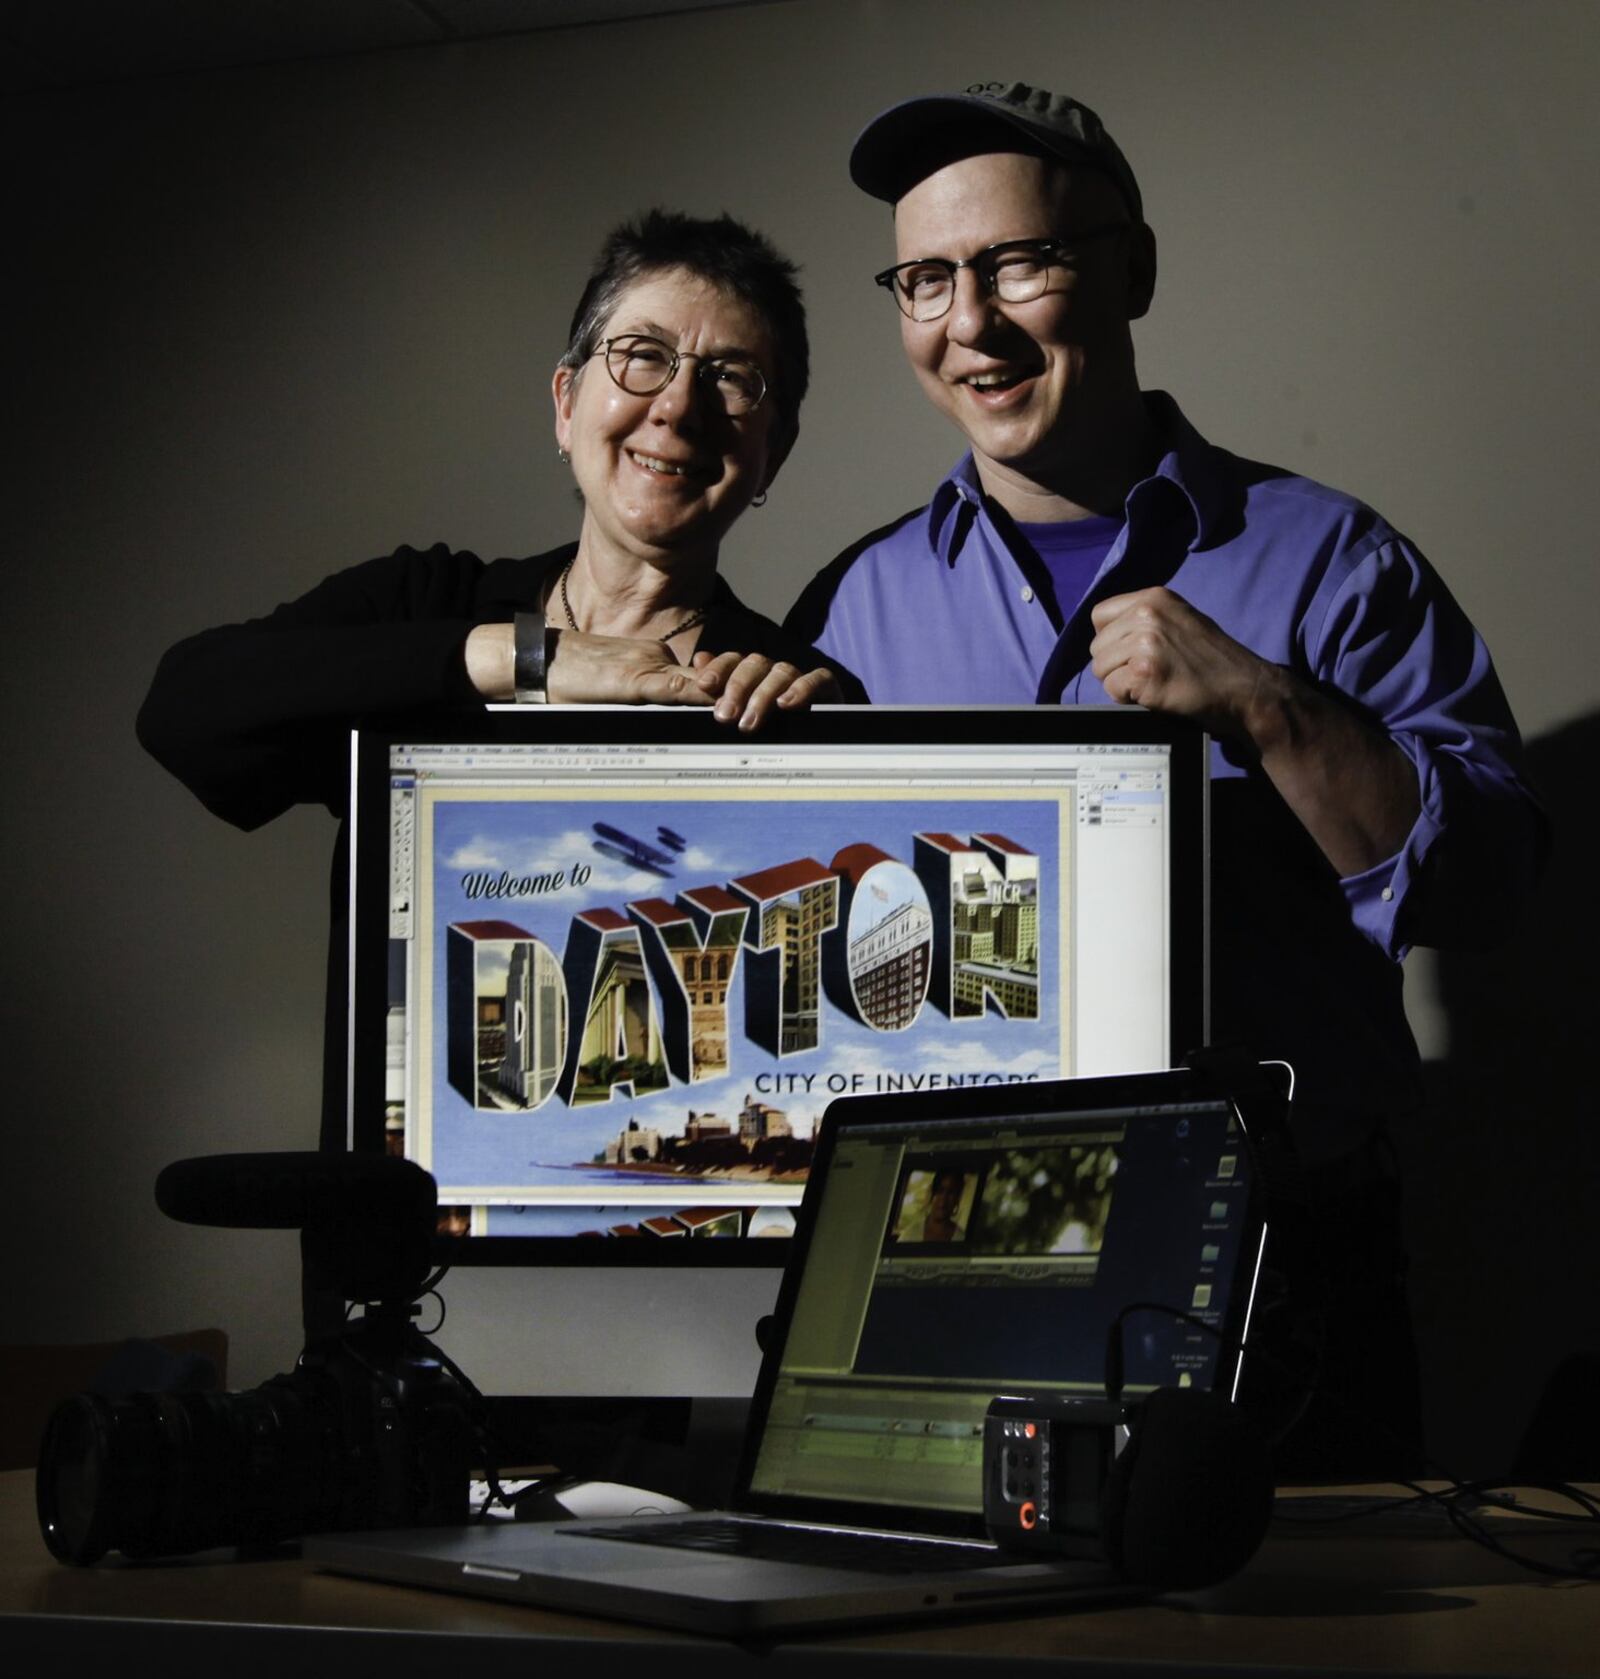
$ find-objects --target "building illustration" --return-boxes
[446,918,568,1110]
[738,1092,792,1145]
[848,896,933,1030]
[558,908,670,1106]
[627,886,750,1084]
[914,832,1041,1019]
[729,859,840,1056]
[823,843,935,1032]
[498,935,567,1106]
[598,1093,801,1178]
[582,1205,747,1238]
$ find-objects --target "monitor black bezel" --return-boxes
[348,703,1209,1270]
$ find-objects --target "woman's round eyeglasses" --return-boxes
[592,334,768,416]
[874,227,1128,323]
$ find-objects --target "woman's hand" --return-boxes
[544,630,719,706]
[465,624,841,727]
[466,622,715,705]
[691,651,842,730]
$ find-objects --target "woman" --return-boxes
[136,208,862,1180]
[137,209,864,831]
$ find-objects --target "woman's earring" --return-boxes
[557,447,571,464]
[751,491,768,508]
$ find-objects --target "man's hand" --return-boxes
[1090,587,1420,877]
[691,651,842,730]
[1090,587,1277,742]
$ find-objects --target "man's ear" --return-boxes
[551,363,577,454]
[1126,223,1158,322]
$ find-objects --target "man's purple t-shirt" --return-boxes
[1014,513,1121,628]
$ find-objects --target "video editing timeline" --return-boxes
[749,1101,1254,1515]
[373,732,1181,1238]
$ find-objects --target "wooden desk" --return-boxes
[2,1471,1595,1674]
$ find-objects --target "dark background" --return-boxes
[5,0,1595,1472]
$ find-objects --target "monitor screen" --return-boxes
[347,704,1208,1396]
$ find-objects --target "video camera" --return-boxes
[36,1153,483,1565]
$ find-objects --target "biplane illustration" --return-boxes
[591,821,677,875]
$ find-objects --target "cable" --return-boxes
[1107,1298,1320,1444]
[1106,1300,1600,1581]
[1426,1480,1600,1580]
[414,1284,448,1337]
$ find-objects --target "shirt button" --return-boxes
[1381,887,1394,902]
[1021,586,1034,603]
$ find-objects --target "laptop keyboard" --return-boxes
[560,1517,1004,1575]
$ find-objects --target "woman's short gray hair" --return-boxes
[560,209,809,444]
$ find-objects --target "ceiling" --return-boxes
[1,0,771,96]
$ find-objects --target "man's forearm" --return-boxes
[1243,665,1421,879]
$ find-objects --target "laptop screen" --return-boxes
[742,1072,1268,1526]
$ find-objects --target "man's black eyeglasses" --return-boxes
[874,227,1128,322]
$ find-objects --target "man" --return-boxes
[919,1169,970,1243]
[787,83,1549,1474]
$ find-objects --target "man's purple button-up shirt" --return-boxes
[786,394,1548,1144]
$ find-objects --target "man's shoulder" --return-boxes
[1192,433,1399,549]
[1155,395,1404,556]
[783,505,928,641]
[814,504,930,576]
[1244,459,1386,521]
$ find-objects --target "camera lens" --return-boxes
[36,1396,114,1564]
[36,1335,475,1566]
[36,1379,341,1564]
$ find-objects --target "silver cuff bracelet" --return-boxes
[512,610,550,703]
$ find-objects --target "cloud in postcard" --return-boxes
[443,827,650,895]
[443,825,740,900]
[818,1034,1059,1083]
[444,838,505,870]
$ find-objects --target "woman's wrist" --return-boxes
[463,622,515,701]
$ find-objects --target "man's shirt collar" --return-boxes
[923,391,1230,563]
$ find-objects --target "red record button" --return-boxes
[1019,1501,1038,1530]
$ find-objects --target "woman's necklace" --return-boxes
[558,558,711,643]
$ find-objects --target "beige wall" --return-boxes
[7,0,1596,1468]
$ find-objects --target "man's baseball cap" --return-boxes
[849,81,1143,222]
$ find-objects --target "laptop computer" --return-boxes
[307,1063,1279,1636]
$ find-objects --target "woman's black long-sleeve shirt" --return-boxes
[136,540,866,1146]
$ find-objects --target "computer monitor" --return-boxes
[347,704,1208,1399]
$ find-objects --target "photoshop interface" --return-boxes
[377,734,1177,1237]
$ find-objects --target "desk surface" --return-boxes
[2,1471,1596,1674]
